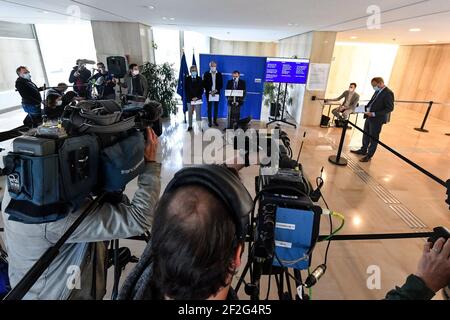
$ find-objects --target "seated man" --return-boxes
[119,164,251,300]
[325,83,360,120]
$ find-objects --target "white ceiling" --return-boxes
[1,0,450,44]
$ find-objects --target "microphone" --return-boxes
[304,264,327,288]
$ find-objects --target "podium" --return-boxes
[225,90,244,129]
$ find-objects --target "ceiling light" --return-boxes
[350,36,358,39]
[288,23,293,26]
[40,10,49,14]
[146,5,155,10]
[169,17,175,21]
[429,40,437,43]
[409,28,421,32]
[162,17,167,20]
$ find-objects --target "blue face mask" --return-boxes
[373,86,380,92]
[21,73,31,80]
[191,72,197,78]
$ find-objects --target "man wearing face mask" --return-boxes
[351,77,394,162]
[15,66,44,127]
[89,62,117,100]
[326,83,360,121]
[226,71,246,129]
[203,61,223,127]
[69,59,92,99]
[185,65,204,131]
[121,64,149,99]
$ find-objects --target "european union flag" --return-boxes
[192,52,197,68]
[177,52,189,113]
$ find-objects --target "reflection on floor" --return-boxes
[1,106,449,300]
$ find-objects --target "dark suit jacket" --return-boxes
[226,79,246,105]
[185,76,204,101]
[203,71,223,101]
[365,87,395,123]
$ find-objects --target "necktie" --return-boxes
[233,81,237,90]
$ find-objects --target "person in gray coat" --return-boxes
[326,83,360,120]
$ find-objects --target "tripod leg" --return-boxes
[285,269,293,300]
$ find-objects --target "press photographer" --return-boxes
[1,100,162,299]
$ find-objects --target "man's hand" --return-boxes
[415,238,450,292]
[144,127,158,162]
[192,97,198,101]
[339,106,346,112]
[364,112,375,117]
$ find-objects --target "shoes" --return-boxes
[350,149,367,156]
[187,127,193,132]
[214,121,219,127]
[208,122,212,127]
[359,156,372,162]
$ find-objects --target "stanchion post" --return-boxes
[328,120,348,166]
[414,101,433,133]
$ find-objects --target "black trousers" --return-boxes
[207,101,219,123]
[362,118,384,158]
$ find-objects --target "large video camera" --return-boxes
[236,128,327,300]
[1,99,162,224]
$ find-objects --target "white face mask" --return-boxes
[21,73,31,80]
[210,67,217,72]
[56,100,63,106]
[132,70,139,76]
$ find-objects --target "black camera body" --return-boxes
[253,167,322,275]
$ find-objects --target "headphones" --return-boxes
[163,165,253,240]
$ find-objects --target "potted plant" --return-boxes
[263,83,294,117]
[141,62,178,118]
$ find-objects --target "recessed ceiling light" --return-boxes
[350,36,358,39]
[288,23,293,26]
[169,17,175,21]
[40,10,49,14]
[409,28,421,32]
[429,40,437,43]
[162,16,167,20]
[146,5,155,10]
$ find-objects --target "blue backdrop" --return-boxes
[199,54,267,120]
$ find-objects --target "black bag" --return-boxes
[320,115,330,127]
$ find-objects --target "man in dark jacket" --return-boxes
[69,59,92,99]
[89,62,117,100]
[226,71,246,129]
[386,237,450,300]
[351,77,394,162]
[15,66,43,127]
[203,61,223,127]
[185,65,204,131]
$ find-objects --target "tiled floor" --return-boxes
[1,105,449,300]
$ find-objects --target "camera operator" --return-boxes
[119,164,247,300]
[69,59,92,99]
[89,62,117,100]
[1,128,161,300]
[385,238,450,300]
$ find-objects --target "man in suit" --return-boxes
[351,77,395,162]
[326,83,360,120]
[185,65,204,131]
[226,70,246,129]
[203,61,223,127]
